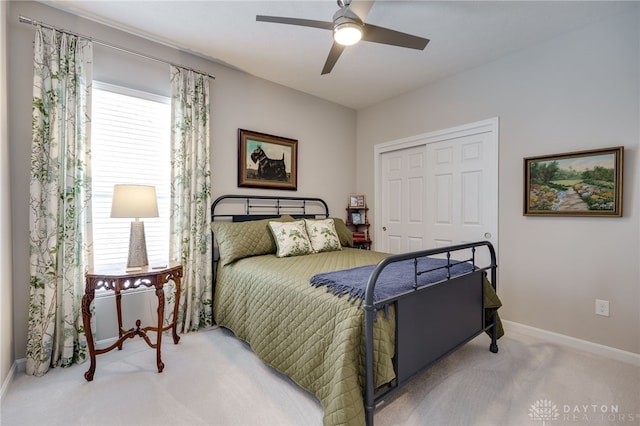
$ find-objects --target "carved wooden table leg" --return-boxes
[171,273,182,344]
[115,286,124,350]
[156,285,165,373]
[82,289,96,382]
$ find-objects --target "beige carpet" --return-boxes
[2,327,639,426]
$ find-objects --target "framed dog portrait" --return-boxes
[238,129,298,190]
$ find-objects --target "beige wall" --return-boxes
[4,1,639,384]
[1,0,15,391]
[357,8,640,354]
[6,1,357,363]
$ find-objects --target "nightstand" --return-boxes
[81,262,183,381]
[346,205,372,249]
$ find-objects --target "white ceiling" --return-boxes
[46,0,634,110]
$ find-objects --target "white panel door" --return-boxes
[375,118,498,262]
[425,131,497,264]
[379,145,427,254]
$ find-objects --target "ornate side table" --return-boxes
[81,262,183,381]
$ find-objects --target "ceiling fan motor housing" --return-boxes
[333,15,363,45]
[332,5,364,45]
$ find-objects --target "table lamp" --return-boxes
[110,184,159,268]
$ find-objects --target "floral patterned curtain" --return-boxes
[169,66,212,332]
[27,26,93,376]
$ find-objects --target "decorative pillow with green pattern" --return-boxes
[268,220,313,257]
[211,215,294,265]
[304,218,342,253]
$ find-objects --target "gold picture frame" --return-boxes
[238,129,298,190]
[523,146,623,217]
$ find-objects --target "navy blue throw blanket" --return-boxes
[310,257,475,306]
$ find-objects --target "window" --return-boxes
[91,82,171,267]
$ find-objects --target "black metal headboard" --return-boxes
[211,194,330,222]
[210,195,330,303]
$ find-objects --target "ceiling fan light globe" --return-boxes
[334,23,362,46]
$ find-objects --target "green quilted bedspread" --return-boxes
[213,248,394,426]
[213,248,502,426]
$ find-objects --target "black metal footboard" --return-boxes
[363,241,498,426]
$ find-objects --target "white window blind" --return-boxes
[91,81,171,267]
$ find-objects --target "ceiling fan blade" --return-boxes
[362,24,429,50]
[321,42,346,75]
[346,0,375,22]
[256,15,333,31]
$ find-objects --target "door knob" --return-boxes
[382,226,387,231]
[484,232,491,239]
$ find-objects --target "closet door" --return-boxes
[425,131,497,253]
[376,119,498,259]
[379,145,427,254]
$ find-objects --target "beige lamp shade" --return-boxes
[110,184,159,219]
[110,184,159,268]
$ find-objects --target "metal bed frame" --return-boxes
[211,194,499,426]
[210,194,330,292]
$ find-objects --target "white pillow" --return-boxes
[268,220,313,257]
[304,218,342,253]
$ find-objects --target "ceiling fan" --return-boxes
[256,0,429,75]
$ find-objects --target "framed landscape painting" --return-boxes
[238,129,298,190]
[524,146,623,217]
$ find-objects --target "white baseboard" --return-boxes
[0,362,14,401]
[503,320,640,367]
[0,358,23,403]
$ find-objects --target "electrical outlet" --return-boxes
[595,299,609,317]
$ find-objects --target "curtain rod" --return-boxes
[18,15,216,80]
